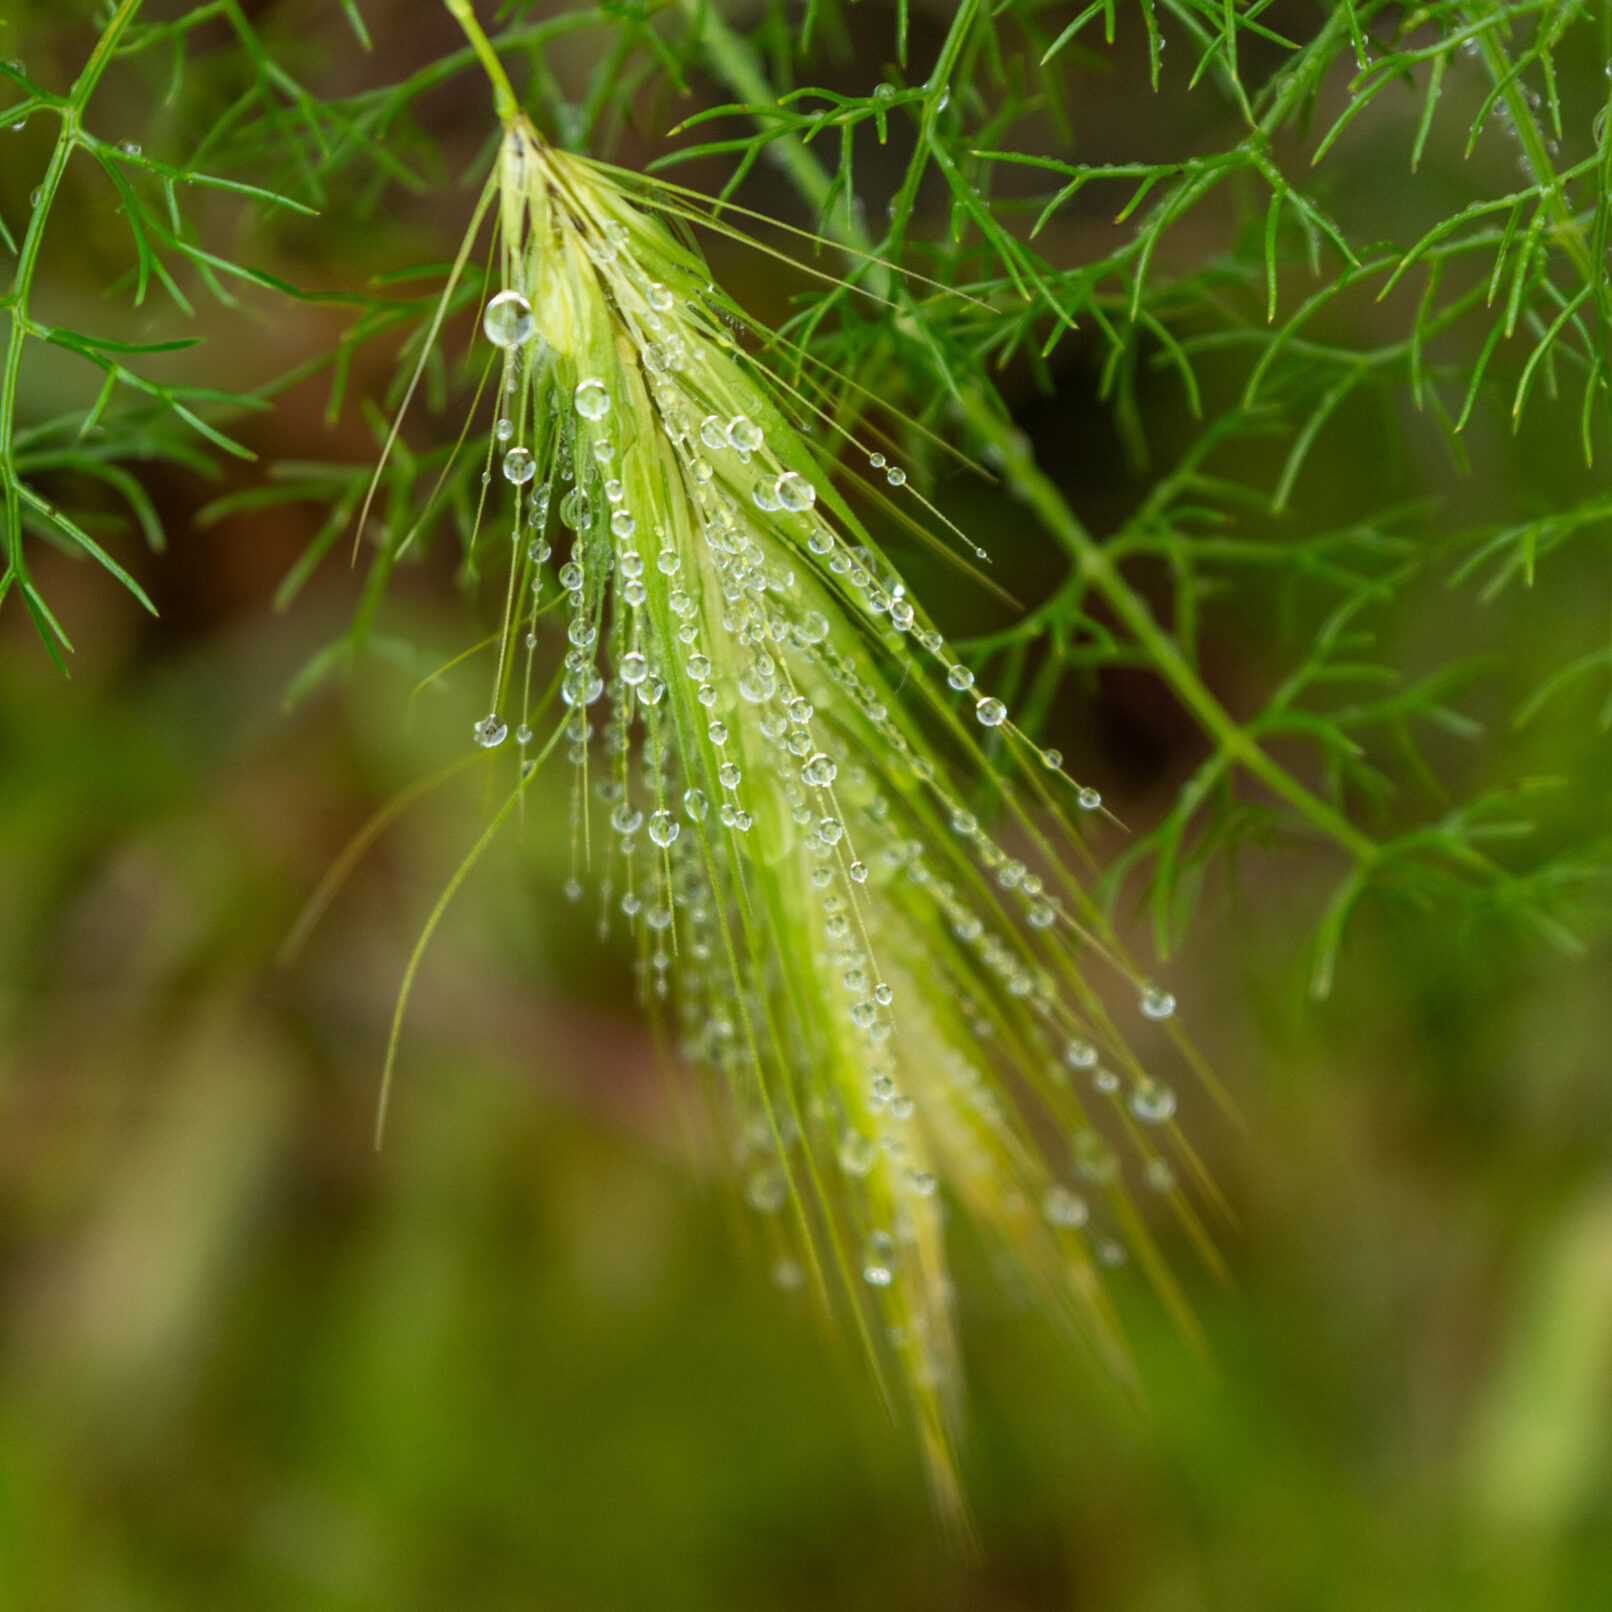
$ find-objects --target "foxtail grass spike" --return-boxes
[380,100,1218,1520]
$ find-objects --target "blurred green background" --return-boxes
[4,2,1612,1608]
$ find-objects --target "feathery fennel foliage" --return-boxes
[5,0,1612,1515]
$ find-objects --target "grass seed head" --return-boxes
[403,114,1220,1518]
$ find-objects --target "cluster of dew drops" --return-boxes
[460,260,1183,1274]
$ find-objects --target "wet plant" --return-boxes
[7,0,1612,1521]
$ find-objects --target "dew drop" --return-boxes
[494,417,514,442]
[483,290,533,348]
[752,478,780,512]
[718,761,742,790]
[947,664,974,691]
[118,140,141,157]
[611,509,636,538]
[839,1131,878,1177]
[1129,1078,1177,1124]
[1139,985,1176,1021]
[647,809,680,848]
[473,713,508,748]
[502,446,536,484]
[727,414,764,452]
[574,379,611,420]
[745,1165,787,1213]
[683,787,708,821]
[646,281,674,311]
[802,753,837,787]
[1043,1184,1090,1229]
[886,466,907,486]
[620,651,648,685]
[848,860,868,883]
[775,471,815,511]
[975,697,1007,727]
[1063,1039,1098,1070]
[1077,787,1102,811]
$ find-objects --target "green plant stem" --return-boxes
[0,0,144,619]
[685,0,1381,870]
[441,0,519,124]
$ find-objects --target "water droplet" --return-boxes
[1063,1039,1098,1070]
[1043,1184,1089,1228]
[699,415,727,451]
[1077,787,1102,811]
[886,466,906,486]
[1042,747,1063,770]
[647,281,674,311]
[819,817,843,845]
[502,446,536,484]
[746,1165,787,1213]
[620,651,648,685]
[494,417,514,442]
[975,697,1007,727]
[775,471,815,511]
[752,478,780,512]
[574,379,610,420]
[648,809,680,848]
[560,490,593,529]
[848,860,867,883]
[1144,1158,1176,1192]
[604,220,629,247]
[839,1130,878,1177]
[1139,986,1176,1021]
[861,1229,897,1286]
[611,509,636,538]
[118,140,141,157]
[947,665,974,691]
[484,290,533,348]
[1129,1078,1176,1125]
[718,761,742,790]
[1072,1129,1118,1183]
[683,787,708,821]
[473,713,508,748]
[803,753,837,788]
[727,414,764,452]
[869,452,886,468]
[29,187,41,208]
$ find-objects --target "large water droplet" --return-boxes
[727,415,764,452]
[975,697,1007,727]
[473,713,508,748]
[1129,1078,1177,1123]
[775,471,815,512]
[1139,985,1176,1020]
[1043,1184,1089,1228]
[620,651,648,685]
[502,447,536,484]
[484,290,532,348]
[574,379,610,420]
[839,1131,878,1177]
[648,809,680,847]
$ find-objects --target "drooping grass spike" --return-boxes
[365,7,1228,1521]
